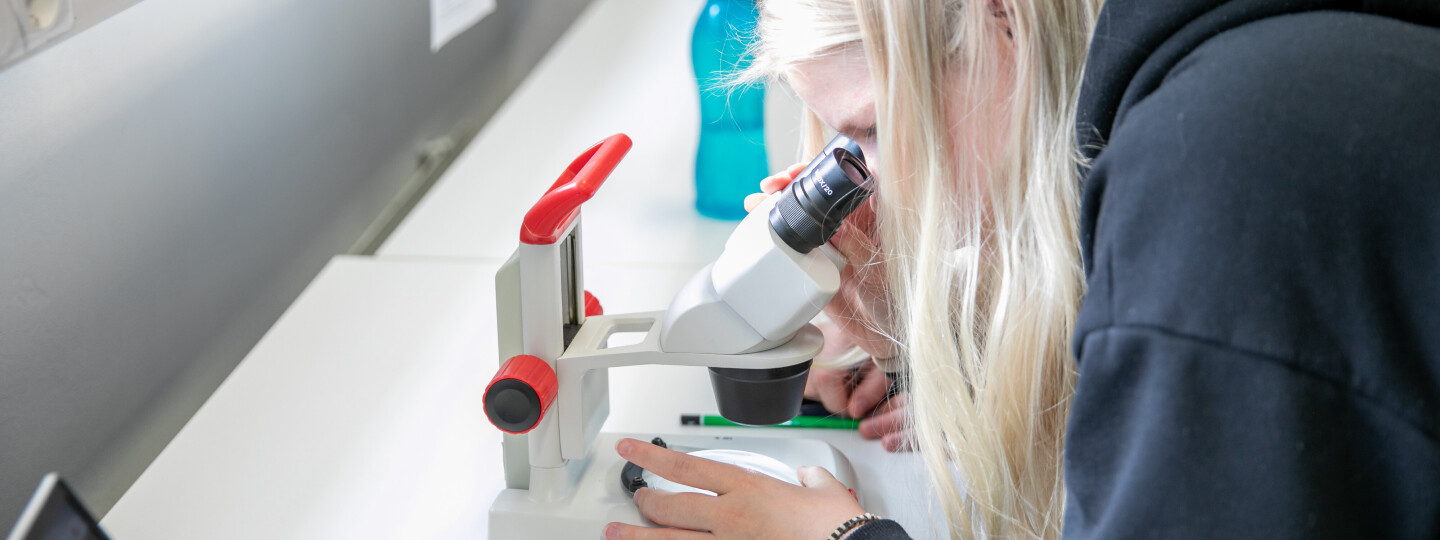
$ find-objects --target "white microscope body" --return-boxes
[484,134,872,538]
[659,195,845,355]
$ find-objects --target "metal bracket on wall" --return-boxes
[1,0,145,72]
[347,134,464,255]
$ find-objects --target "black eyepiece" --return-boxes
[768,135,873,254]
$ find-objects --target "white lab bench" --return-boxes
[102,0,936,537]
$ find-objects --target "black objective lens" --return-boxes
[708,360,812,425]
[768,134,873,254]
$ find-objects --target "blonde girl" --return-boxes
[608,0,1440,538]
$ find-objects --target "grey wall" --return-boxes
[0,0,591,524]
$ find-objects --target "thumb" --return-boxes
[797,466,845,491]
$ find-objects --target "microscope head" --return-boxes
[659,135,872,425]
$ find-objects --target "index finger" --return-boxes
[759,175,791,195]
[785,161,806,178]
[758,162,807,194]
[846,365,890,419]
[617,438,745,495]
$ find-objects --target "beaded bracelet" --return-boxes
[828,512,882,540]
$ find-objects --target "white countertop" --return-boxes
[103,0,936,537]
[103,257,503,538]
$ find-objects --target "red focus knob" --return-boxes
[583,291,603,317]
[484,355,558,434]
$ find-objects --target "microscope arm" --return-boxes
[554,312,822,461]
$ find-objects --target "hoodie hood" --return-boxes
[1076,0,1440,161]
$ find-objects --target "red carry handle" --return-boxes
[520,134,633,245]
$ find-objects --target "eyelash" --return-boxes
[862,126,878,139]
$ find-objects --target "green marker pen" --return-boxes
[680,414,860,430]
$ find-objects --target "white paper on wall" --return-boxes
[430,0,496,52]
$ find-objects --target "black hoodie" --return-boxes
[851,1,1440,538]
[1067,0,1440,538]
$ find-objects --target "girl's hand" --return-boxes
[605,438,866,540]
[805,323,913,452]
[859,392,913,452]
[805,321,891,418]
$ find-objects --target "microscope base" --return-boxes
[489,432,858,538]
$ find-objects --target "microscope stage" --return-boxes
[489,432,858,538]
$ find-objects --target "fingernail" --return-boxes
[603,523,619,540]
[616,439,631,457]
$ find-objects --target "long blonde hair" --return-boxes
[747,0,1100,537]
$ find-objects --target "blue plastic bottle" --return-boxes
[691,0,767,220]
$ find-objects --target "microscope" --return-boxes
[483,133,872,537]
